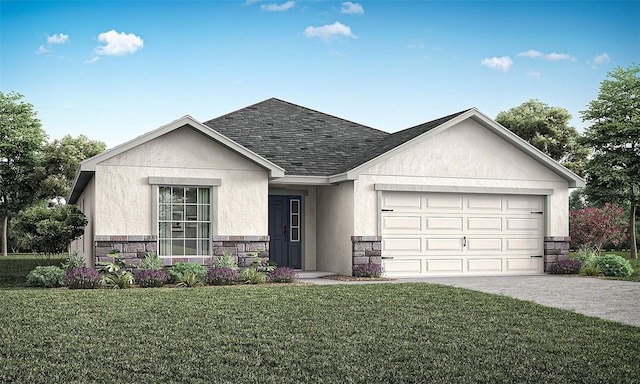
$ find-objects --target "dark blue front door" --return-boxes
[268,195,302,268]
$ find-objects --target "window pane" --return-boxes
[198,223,210,238]
[159,222,171,238]
[172,187,184,203]
[198,188,209,203]
[291,214,299,227]
[186,205,197,220]
[291,200,299,213]
[186,188,198,204]
[159,187,172,203]
[291,227,299,242]
[159,204,171,221]
[160,239,171,256]
[172,223,184,238]
[185,222,197,238]
[199,205,210,221]
[172,239,184,255]
[184,240,197,255]
[172,204,184,221]
[199,240,210,255]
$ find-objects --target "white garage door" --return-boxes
[381,192,544,276]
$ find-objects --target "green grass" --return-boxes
[0,254,67,288]
[1,284,638,383]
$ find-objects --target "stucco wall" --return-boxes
[353,119,570,236]
[94,126,269,236]
[317,182,354,275]
[70,176,96,267]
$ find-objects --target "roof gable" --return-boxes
[203,98,389,176]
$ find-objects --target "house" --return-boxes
[69,98,583,276]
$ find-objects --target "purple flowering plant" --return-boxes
[206,267,239,286]
[268,267,298,283]
[65,267,101,289]
[352,263,383,278]
[135,269,170,288]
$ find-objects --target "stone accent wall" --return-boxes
[351,236,382,270]
[211,235,270,267]
[544,236,571,273]
[94,235,157,267]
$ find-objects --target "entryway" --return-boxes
[268,195,302,268]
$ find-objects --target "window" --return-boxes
[290,198,300,242]
[158,186,210,257]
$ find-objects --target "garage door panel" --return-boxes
[506,196,543,212]
[506,217,541,232]
[467,217,502,231]
[506,238,541,251]
[426,238,463,251]
[466,238,502,251]
[467,259,502,272]
[466,196,503,211]
[383,238,422,252]
[382,259,422,274]
[506,258,542,272]
[426,217,463,230]
[383,193,422,210]
[382,216,422,232]
[426,195,463,210]
[425,259,463,273]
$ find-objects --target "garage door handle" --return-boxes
[530,255,543,258]
[382,209,394,212]
[463,236,466,247]
[530,211,543,214]
[381,256,394,260]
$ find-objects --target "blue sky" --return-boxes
[1,1,638,148]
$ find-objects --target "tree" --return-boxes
[580,64,640,259]
[10,202,87,257]
[36,135,106,202]
[569,203,628,255]
[0,92,47,256]
[496,99,590,176]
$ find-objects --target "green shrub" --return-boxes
[99,250,135,289]
[139,252,164,270]
[214,251,238,270]
[176,272,204,288]
[572,246,597,267]
[168,262,207,283]
[26,266,65,288]
[61,252,86,270]
[580,264,603,277]
[593,254,634,277]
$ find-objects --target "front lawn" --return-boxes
[1,284,638,383]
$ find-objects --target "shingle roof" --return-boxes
[203,98,470,176]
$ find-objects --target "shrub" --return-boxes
[214,252,238,270]
[26,266,65,288]
[139,252,164,270]
[352,263,383,278]
[548,259,582,274]
[581,264,603,277]
[135,269,170,288]
[65,267,101,289]
[238,257,274,284]
[569,203,627,255]
[593,254,634,277]
[168,262,207,283]
[268,267,298,283]
[176,273,204,288]
[99,250,135,289]
[206,267,238,286]
[61,252,86,270]
[572,246,597,267]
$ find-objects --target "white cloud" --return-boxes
[588,53,611,68]
[95,30,144,56]
[261,1,295,11]
[517,49,542,58]
[341,2,364,14]
[85,56,100,64]
[244,0,262,4]
[304,22,357,41]
[526,70,541,78]
[544,52,575,61]
[36,45,51,54]
[481,56,513,72]
[47,33,69,45]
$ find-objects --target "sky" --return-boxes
[1,0,639,148]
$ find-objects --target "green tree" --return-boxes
[580,64,640,259]
[496,99,589,176]
[10,202,87,257]
[0,92,47,256]
[36,135,106,202]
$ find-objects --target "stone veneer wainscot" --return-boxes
[351,236,382,270]
[544,236,571,273]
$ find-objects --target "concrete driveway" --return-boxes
[301,273,640,327]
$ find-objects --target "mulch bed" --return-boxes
[321,275,395,282]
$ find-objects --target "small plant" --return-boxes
[139,252,164,270]
[26,266,65,288]
[65,267,101,289]
[581,264,603,277]
[99,250,135,289]
[548,259,582,274]
[238,257,275,284]
[352,263,383,278]
[214,251,238,270]
[176,272,204,288]
[268,267,298,283]
[135,269,170,288]
[593,254,634,277]
[572,246,597,267]
[168,262,207,283]
[61,252,86,270]
[206,267,238,286]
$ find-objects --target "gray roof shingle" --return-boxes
[203,98,469,176]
